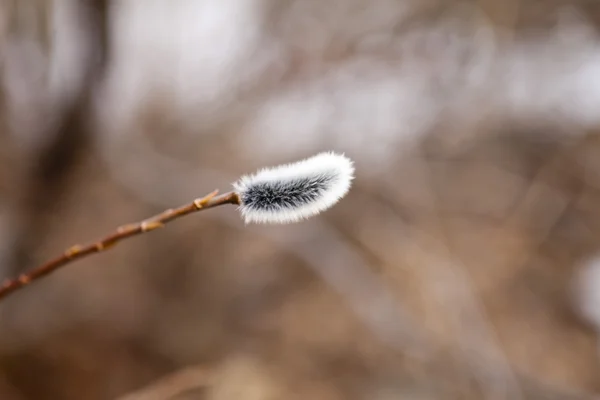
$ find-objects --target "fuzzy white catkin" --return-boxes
[233,152,355,224]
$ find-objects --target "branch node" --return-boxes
[141,221,163,232]
[117,224,137,234]
[65,245,83,258]
[194,190,219,209]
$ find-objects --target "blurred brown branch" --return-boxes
[116,367,214,400]
[0,190,240,301]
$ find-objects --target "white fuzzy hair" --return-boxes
[233,152,354,224]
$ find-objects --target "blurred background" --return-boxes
[2,0,600,398]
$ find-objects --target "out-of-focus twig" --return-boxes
[0,190,240,301]
[116,366,215,400]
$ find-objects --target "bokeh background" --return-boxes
[2,0,600,398]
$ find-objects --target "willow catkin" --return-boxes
[233,152,355,224]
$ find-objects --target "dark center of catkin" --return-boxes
[241,172,336,212]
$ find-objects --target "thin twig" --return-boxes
[0,190,240,301]
[116,366,215,400]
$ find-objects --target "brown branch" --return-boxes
[116,366,215,400]
[0,190,241,301]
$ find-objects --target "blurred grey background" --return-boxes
[2,0,600,398]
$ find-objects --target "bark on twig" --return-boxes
[0,190,240,301]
